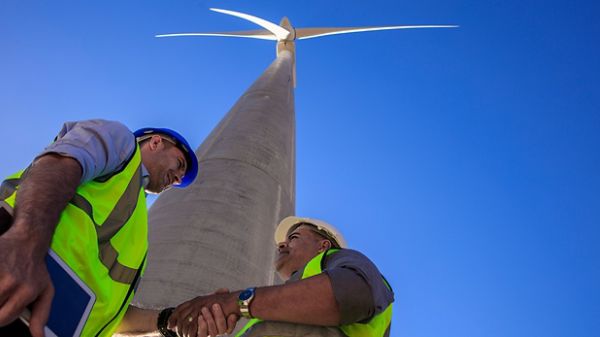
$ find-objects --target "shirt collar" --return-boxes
[141,163,150,189]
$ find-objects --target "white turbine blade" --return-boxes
[296,25,458,40]
[156,29,277,40]
[210,8,290,40]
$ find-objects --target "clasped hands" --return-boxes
[168,288,241,337]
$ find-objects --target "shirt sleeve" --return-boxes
[37,119,136,183]
[322,249,394,325]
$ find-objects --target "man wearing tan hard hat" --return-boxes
[166,216,395,337]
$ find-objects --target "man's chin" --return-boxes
[145,180,171,194]
[144,188,161,195]
[144,183,163,194]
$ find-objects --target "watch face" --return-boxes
[239,289,254,301]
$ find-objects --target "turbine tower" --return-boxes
[134,8,456,310]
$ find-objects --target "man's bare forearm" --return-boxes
[114,305,161,336]
[172,274,341,328]
[251,274,341,326]
[11,154,82,255]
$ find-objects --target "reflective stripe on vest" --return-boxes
[1,146,148,337]
[236,249,393,337]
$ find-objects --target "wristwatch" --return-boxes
[238,287,256,319]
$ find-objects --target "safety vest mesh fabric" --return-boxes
[0,146,148,337]
[236,249,393,337]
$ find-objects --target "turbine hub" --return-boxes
[279,16,296,41]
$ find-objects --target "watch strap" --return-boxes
[238,287,256,319]
[157,307,177,337]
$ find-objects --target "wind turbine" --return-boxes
[134,8,456,324]
[156,8,458,85]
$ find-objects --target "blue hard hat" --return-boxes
[134,127,198,188]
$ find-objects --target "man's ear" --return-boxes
[149,135,163,150]
[318,240,332,252]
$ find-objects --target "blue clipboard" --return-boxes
[20,249,96,337]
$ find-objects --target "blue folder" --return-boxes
[20,250,96,337]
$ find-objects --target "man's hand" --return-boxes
[0,230,54,337]
[169,288,239,337]
[196,304,238,337]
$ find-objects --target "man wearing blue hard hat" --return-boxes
[0,119,198,337]
[134,126,199,191]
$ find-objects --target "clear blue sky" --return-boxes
[1,1,599,336]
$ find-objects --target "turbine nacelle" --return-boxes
[279,17,296,41]
[277,17,296,59]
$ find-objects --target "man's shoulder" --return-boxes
[329,248,371,261]
[324,248,382,271]
[324,248,395,321]
[46,119,136,183]
[58,119,133,140]
[75,119,132,132]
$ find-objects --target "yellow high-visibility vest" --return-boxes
[0,146,148,337]
[237,249,393,337]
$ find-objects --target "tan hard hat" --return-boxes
[275,216,348,248]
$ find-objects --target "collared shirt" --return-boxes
[289,248,394,326]
[38,119,149,187]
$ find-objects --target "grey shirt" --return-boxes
[289,248,394,326]
[38,119,139,183]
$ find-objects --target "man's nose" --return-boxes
[277,242,288,251]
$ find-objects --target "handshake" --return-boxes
[160,288,247,337]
